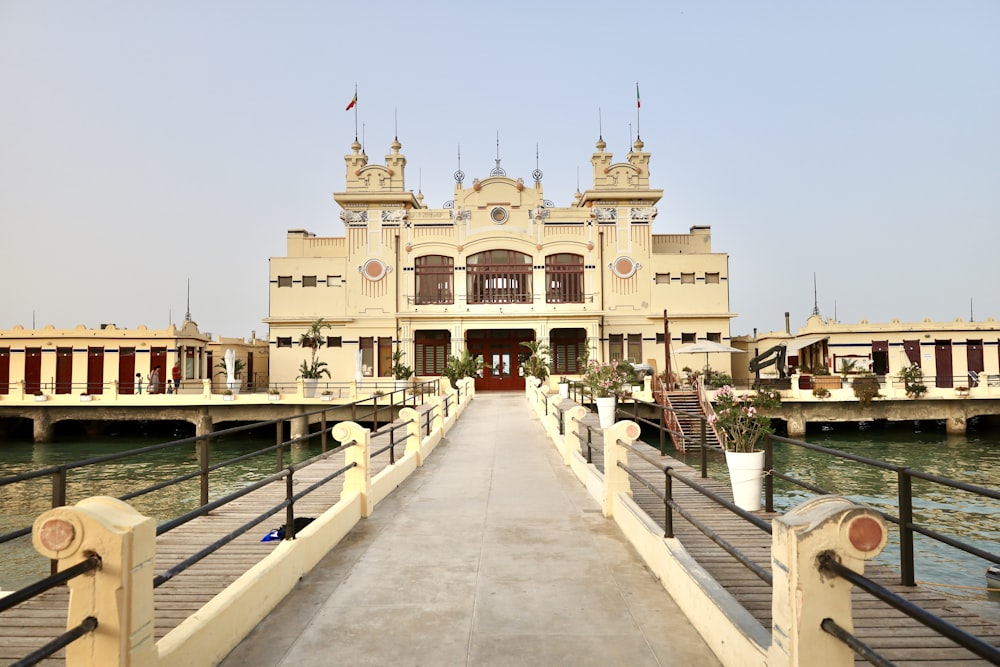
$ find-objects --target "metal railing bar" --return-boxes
[0,554,101,613]
[670,498,773,585]
[10,615,98,667]
[0,526,32,546]
[153,460,356,588]
[667,469,773,534]
[819,618,893,667]
[819,554,1000,664]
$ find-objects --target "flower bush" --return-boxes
[582,360,627,398]
[708,385,781,453]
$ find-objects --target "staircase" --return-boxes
[663,390,722,453]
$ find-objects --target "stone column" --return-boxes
[602,419,641,518]
[334,421,372,516]
[33,409,53,443]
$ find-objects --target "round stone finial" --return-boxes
[848,516,884,553]
[40,518,76,552]
[351,139,362,153]
[633,137,644,151]
[596,137,606,151]
[391,138,401,152]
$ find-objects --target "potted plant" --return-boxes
[955,385,970,398]
[321,390,333,401]
[267,387,280,400]
[215,352,246,395]
[582,360,627,428]
[707,386,781,511]
[896,364,926,400]
[222,388,235,401]
[444,349,488,388]
[34,391,47,402]
[79,393,93,402]
[519,340,551,383]
[391,348,413,390]
[298,318,332,397]
[557,376,570,399]
[812,386,831,399]
[852,373,883,406]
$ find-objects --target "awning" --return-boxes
[783,336,829,354]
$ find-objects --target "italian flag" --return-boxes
[345,93,357,111]
[636,83,641,108]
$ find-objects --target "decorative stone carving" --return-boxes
[630,206,658,222]
[340,210,368,223]
[381,209,407,222]
[593,207,617,222]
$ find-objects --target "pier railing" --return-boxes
[525,379,1000,666]
[0,377,475,666]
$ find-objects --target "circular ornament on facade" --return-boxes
[456,244,463,252]
[611,256,637,279]
[404,243,412,253]
[490,207,509,225]
[362,259,388,281]
[586,241,594,251]
[535,243,543,251]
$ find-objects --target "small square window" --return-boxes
[276,337,292,348]
[302,275,317,287]
[656,333,665,344]
[328,336,342,348]
[680,273,695,284]
[707,332,722,343]
[277,276,292,288]
[705,272,720,284]
[327,275,342,286]
[681,332,696,344]
[655,273,671,284]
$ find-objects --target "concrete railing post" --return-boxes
[601,419,641,518]
[769,496,887,667]
[398,407,423,465]
[561,405,588,465]
[200,379,212,398]
[429,395,445,434]
[32,496,156,667]
[333,421,372,517]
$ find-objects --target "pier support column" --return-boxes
[194,411,213,437]
[785,413,807,439]
[945,412,967,435]
[33,411,53,443]
[290,407,309,441]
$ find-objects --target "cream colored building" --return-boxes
[746,313,1000,389]
[266,135,734,390]
[0,321,213,396]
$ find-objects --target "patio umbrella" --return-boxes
[223,349,236,386]
[674,341,742,370]
[355,349,363,383]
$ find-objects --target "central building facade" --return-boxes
[266,135,734,390]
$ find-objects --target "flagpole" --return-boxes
[636,81,641,140]
[353,84,358,140]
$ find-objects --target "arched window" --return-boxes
[466,250,533,304]
[415,255,454,305]
[545,253,584,303]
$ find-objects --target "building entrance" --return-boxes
[466,329,535,391]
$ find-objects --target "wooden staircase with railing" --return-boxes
[660,390,723,453]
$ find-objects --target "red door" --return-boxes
[934,340,953,388]
[24,348,41,394]
[0,348,9,394]
[56,348,73,394]
[467,329,533,390]
[119,347,136,394]
[150,348,167,393]
[966,340,984,385]
[87,348,105,395]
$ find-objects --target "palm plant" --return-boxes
[519,339,551,382]
[298,319,332,379]
[445,349,487,388]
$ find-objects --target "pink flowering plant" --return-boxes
[707,385,781,452]
[582,360,628,398]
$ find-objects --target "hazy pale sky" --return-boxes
[2,2,998,339]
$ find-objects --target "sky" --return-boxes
[1,2,998,340]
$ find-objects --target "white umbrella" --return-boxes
[354,349,363,383]
[674,341,742,370]
[224,349,236,388]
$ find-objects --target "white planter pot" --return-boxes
[596,396,616,428]
[302,378,318,398]
[558,383,569,399]
[725,450,766,512]
[395,379,410,392]
[34,394,47,402]
[268,394,280,401]
[226,380,241,395]
[79,395,93,402]
[223,394,235,401]
[321,395,333,401]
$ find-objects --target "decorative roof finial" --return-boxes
[532,143,543,183]
[490,131,506,176]
[454,144,465,183]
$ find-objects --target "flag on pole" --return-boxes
[636,82,641,108]
[345,92,357,111]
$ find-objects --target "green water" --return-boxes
[657,419,1000,623]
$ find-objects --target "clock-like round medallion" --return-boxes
[490,207,509,225]
[362,259,387,281]
[611,256,637,279]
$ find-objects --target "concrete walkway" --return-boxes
[220,392,719,666]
